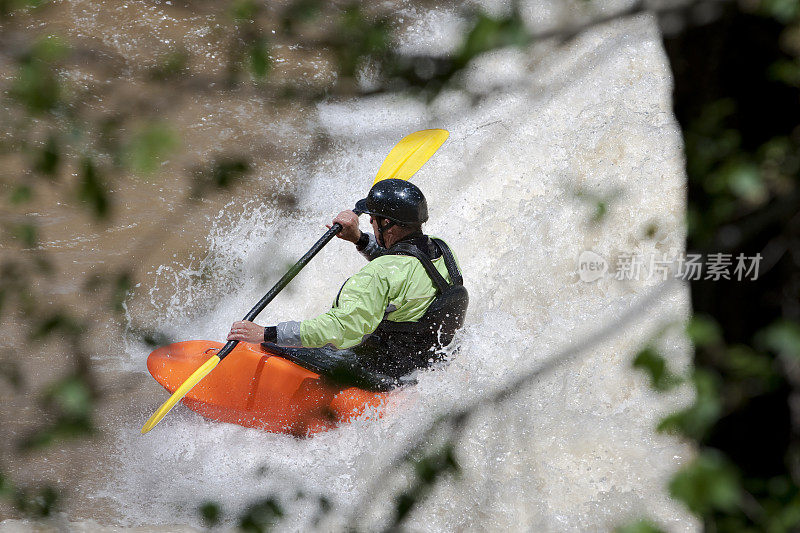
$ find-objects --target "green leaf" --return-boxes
[129,327,171,348]
[760,320,800,359]
[764,490,800,531]
[334,6,391,77]
[150,49,189,80]
[10,37,67,114]
[33,254,53,275]
[248,37,271,80]
[11,63,60,114]
[125,124,178,175]
[726,345,775,382]
[395,492,416,524]
[10,185,33,205]
[593,200,608,222]
[14,486,58,518]
[45,376,93,418]
[13,223,38,247]
[34,135,60,177]
[282,0,322,31]
[658,370,722,440]
[18,373,95,452]
[669,450,740,515]
[456,10,529,68]
[31,35,68,62]
[191,157,250,198]
[230,0,258,21]
[239,498,284,533]
[0,359,24,390]
[614,519,666,533]
[726,161,766,204]
[111,272,132,314]
[19,415,93,451]
[633,347,682,392]
[769,59,800,87]
[0,471,13,498]
[199,501,222,527]
[77,157,109,218]
[31,312,84,340]
[686,315,722,347]
[392,444,460,526]
[760,0,800,23]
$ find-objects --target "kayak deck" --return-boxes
[146,340,389,436]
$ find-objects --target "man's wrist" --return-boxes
[263,326,277,343]
[355,231,369,249]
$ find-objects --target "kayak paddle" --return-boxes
[141,128,449,434]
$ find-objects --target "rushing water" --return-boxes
[2,2,697,531]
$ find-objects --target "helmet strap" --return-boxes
[375,217,396,248]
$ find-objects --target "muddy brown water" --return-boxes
[1,1,324,525]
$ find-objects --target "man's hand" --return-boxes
[327,210,362,243]
[227,320,265,344]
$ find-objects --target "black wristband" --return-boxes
[263,326,277,343]
[355,231,369,250]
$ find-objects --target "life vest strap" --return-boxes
[432,238,463,286]
[387,238,463,292]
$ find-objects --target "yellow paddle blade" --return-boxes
[373,129,449,185]
[140,354,220,434]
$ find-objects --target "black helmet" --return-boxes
[355,179,428,226]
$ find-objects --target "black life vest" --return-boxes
[353,237,469,378]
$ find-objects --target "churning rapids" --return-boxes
[2,2,697,532]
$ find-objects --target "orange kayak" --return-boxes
[146,340,390,436]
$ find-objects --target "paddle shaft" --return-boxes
[215,222,343,361]
[141,130,448,434]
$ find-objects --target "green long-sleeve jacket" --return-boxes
[275,233,455,349]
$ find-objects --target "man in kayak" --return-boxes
[226,179,468,391]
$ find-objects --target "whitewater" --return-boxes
[2,5,695,533]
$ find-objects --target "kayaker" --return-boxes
[226,179,468,391]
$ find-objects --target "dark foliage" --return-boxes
[647,2,800,530]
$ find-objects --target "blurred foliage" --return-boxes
[199,501,222,528]
[149,49,190,81]
[390,442,460,528]
[238,497,284,533]
[191,157,251,199]
[669,450,741,515]
[9,36,67,114]
[330,4,391,79]
[19,374,96,451]
[125,124,179,176]
[657,368,722,441]
[632,346,683,392]
[8,484,59,519]
[614,519,666,533]
[628,0,800,531]
[379,8,530,98]
[226,0,272,84]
